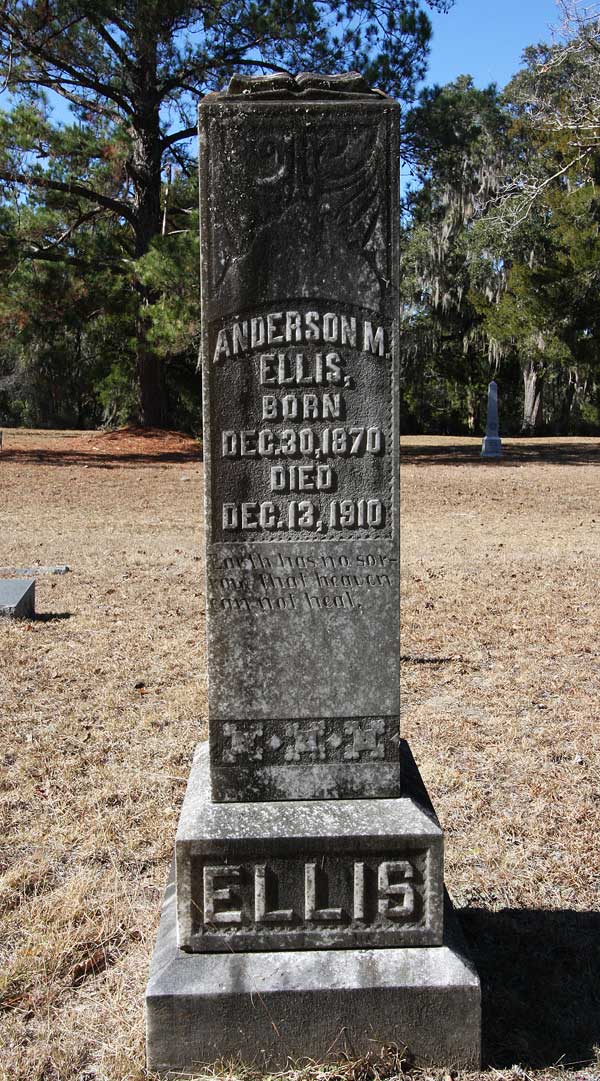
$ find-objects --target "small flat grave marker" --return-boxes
[0,578,35,619]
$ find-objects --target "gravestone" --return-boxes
[0,565,69,576]
[0,578,35,619]
[146,72,481,1073]
[481,379,502,458]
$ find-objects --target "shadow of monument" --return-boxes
[33,611,72,622]
[458,907,600,1069]
[400,442,600,467]
[0,447,202,469]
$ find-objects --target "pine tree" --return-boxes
[0,0,452,426]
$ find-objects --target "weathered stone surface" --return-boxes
[199,87,400,802]
[481,380,502,458]
[212,713,400,801]
[0,578,35,619]
[146,872,481,1074]
[175,743,443,952]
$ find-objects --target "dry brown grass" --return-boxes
[1,429,599,1081]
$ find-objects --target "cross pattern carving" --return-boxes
[284,721,326,762]
[343,718,386,761]
[222,722,264,763]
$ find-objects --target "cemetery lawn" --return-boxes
[1,428,599,1081]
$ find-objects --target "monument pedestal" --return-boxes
[481,435,502,458]
[146,881,480,1073]
[175,743,444,952]
[145,742,481,1072]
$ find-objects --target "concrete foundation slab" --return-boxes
[146,873,481,1073]
[0,578,35,619]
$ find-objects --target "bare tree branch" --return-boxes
[162,125,197,149]
[35,208,103,252]
[0,30,12,92]
[89,21,131,69]
[0,170,135,225]
[23,247,129,274]
[487,149,592,229]
[2,13,134,114]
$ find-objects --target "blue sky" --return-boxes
[424,0,560,91]
[36,0,560,129]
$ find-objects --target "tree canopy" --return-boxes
[0,0,452,427]
[1,0,600,436]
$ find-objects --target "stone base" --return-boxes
[175,742,443,952]
[146,874,480,1073]
[481,435,502,458]
[0,578,35,619]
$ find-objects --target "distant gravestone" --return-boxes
[145,72,480,1073]
[0,565,69,576]
[0,578,35,619]
[481,379,502,458]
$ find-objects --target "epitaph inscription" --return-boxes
[200,97,399,802]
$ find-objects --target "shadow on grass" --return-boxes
[400,441,600,467]
[400,654,456,665]
[0,447,202,468]
[33,611,72,622]
[459,907,600,1069]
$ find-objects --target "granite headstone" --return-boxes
[145,72,481,1073]
[201,73,400,802]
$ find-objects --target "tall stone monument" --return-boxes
[146,72,481,1073]
[481,379,502,458]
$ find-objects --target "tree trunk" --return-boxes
[558,375,575,435]
[136,307,165,427]
[466,385,476,433]
[557,369,586,435]
[522,360,544,433]
[130,32,165,428]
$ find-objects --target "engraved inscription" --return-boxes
[210,549,398,617]
[305,862,344,922]
[254,864,294,924]
[203,866,242,925]
[213,312,386,364]
[353,862,365,920]
[378,860,416,920]
[195,853,426,940]
[209,302,393,544]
